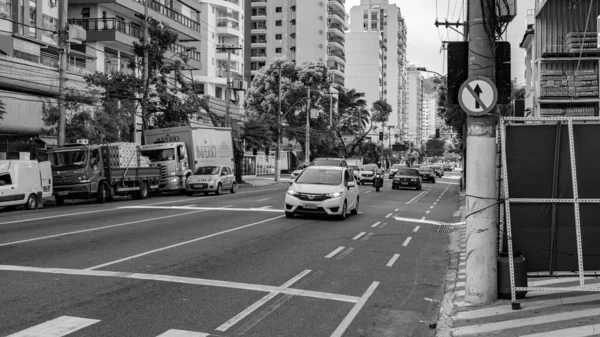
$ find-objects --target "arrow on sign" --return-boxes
[474,85,482,109]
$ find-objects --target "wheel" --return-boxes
[97,183,107,204]
[285,211,294,218]
[25,194,37,210]
[139,182,149,199]
[338,201,347,221]
[230,182,237,194]
[432,179,436,184]
[216,183,222,195]
[350,198,359,215]
[186,192,194,196]
[55,195,65,206]
[416,184,422,191]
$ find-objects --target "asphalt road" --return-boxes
[0,172,462,337]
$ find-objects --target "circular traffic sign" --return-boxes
[458,76,498,116]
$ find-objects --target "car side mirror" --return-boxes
[0,181,5,186]
[347,181,356,188]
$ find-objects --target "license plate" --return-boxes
[401,182,408,185]
[303,203,318,209]
[193,184,205,189]
[58,191,69,196]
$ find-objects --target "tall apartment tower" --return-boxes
[422,93,437,143]
[348,0,407,134]
[406,65,424,149]
[244,0,347,86]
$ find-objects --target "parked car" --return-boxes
[419,166,436,183]
[290,162,310,180]
[309,158,348,167]
[358,164,380,185]
[186,165,236,196]
[0,160,53,210]
[443,163,455,171]
[284,166,359,220]
[392,167,422,190]
[389,164,407,179]
[431,165,444,178]
[348,165,361,181]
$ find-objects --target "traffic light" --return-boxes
[379,132,384,141]
[435,128,440,138]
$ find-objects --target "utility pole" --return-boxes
[275,66,282,182]
[140,0,149,145]
[305,87,311,163]
[216,45,243,127]
[57,0,68,146]
[464,0,498,305]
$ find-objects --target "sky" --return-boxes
[344,0,535,84]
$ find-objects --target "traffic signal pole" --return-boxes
[464,0,498,304]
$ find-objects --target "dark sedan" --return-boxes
[418,166,436,183]
[392,168,422,190]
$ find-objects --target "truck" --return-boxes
[48,142,161,205]
[141,125,234,192]
[0,160,52,210]
[345,157,363,168]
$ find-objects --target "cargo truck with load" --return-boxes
[141,125,234,192]
[48,141,161,204]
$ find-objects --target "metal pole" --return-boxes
[225,47,232,128]
[57,0,68,146]
[464,0,498,305]
[305,87,311,163]
[329,90,333,128]
[140,0,149,145]
[275,66,282,182]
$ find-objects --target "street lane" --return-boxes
[0,173,462,337]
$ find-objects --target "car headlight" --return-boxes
[171,171,176,176]
[287,189,298,196]
[327,191,343,198]
[411,178,417,181]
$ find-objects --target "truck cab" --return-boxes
[140,142,191,191]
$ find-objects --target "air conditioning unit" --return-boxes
[232,79,248,91]
[67,24,87,44]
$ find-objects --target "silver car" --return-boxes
[186,165,236,196]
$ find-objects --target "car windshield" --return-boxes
[420,166,434,172]
[141,148,175,162]
[391,164,404,169]
[397,168,419,176]
[362,165,378,171]
[311,160,342,166]
[194,166,220,175]
[296,169,342,185]
[49,150,88,169]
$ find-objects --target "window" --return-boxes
[275,6,282,12]
[291,19,296,25]
[275,20,282,26]
[275,47,282,53]
[371,22,377,29]
[42,15,56,38]
[28,0,36,37]
[290,5,296,11]
[0,173,12,186]
[0,0,12,19]
[81,8,90,18]
[216,87,223,99]
[275,34,282,40]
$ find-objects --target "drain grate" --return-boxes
[438,225,456,233]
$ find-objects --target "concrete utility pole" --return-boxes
[275,66,283,182]
[140,0,149,145]
[216,45,243,128]
[464,0,498,305]
[57,0,68,146]
[305,87,311,163]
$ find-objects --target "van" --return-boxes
[0,160,52,210]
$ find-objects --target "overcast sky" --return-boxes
[344,0,534,84]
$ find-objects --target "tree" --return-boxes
[241,115,274,154]
[370,99,393,125]
[425,138,445,157]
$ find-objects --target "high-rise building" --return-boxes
[244,0,347,85]
[406,65,423,148]
[348,0,407,133]
[421,93,437,143]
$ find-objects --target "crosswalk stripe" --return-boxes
[7,316,100,337]
[519,324,600,337]
[156,330,211,337]
[452,308,600,336]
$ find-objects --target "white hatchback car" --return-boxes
[284,166,359,220]
[186,165,236,196]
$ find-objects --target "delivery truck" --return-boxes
[142,125,234,192]
[48,141,161,204]
[0,160,52,210]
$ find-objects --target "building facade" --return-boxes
[245,0,347,86]
[421,93,437,144]
[406,65,423,148]
[348,0,407,135]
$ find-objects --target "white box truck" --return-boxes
[142,125,234,191]
[0,160,52,210]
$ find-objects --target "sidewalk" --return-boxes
[437,193,600,337]
[240,174,292,187]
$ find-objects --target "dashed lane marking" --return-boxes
[386,254,400,267]
[379,222,388,228]
[425,210,431,214]
[156,330,211,337]
[325,246,346,259]
[120,205,283,213]
[413,226,420,232]
[385,213,393,218]
[5,316,100,337]
[352,232,366,240]
[402,237,412,247]
[371,222,381,228]
[360,233,374,241]
[336,247,355,260]
[394,208,400,212]
[256,198,271,202]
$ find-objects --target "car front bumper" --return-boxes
[284,194,345,216]
[392,179,420,188]
[186,181,219,192]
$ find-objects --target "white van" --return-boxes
[0,160,52,210]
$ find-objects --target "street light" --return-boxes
[416,67,443,77]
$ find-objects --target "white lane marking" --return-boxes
[0,209,216,248]
[371,222,381,228]
[360,233,374,241]
[258,206,273,209]
[394,208,399,212]
[433,202,437,205]
[256,198,271,202]
[352,232,366,240]
[425,210,431,214]
[452,308,600,336]
[520,324,600,337]
[385,213,393,218]
[85,215,283,270]
[437,182,460,185]
[156,330,210,337]
[330,282,380,337]
[6,316,100,337]
[379,222,388,228]
[413,226,420,232]
[395,216,465,226]
[336,247,355,260]
[325,246,346,259]
[365,191,371,194]
[386,254,400,267]
[406,189,431,205]
[0,209,114,226]
[120,205,283,213]
[402,237,412,247]
[181,204,197,208]
[0,265,360,303]
[430,206,434,209]
[421,216,426,221]
[215,269,311,332]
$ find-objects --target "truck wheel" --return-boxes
[139,182,149,200]
[55,195,65,206]
[230,182,237,194]
[25,194,38,210]
[97,183,107,204]
[216,183,222,195]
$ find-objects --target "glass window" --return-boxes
[275,47,282,53]
[0,173,13,186]
[141,148,175,161]
[28,0,36,37]
[49,150,88,169]
[0,0,12,19]
[275,34,282,40]
[275,6,282,12]
[397,168,419,176]
[275,20,282,26]
[296,169,342,186]
[194,166,220,175]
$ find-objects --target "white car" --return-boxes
[290,162,310,180]
[284,166,360,220]
[186,165,236,196]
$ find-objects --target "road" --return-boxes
[0,172,462,337]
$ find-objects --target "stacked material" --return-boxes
[107,142,139,168]
[139,156,151,168]
[540,106,596,117]
[540,63,599,98]
[566,32,598,53]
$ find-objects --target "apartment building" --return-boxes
[348,0,407,134]
[406,65,423,148]
[0,0,243,144]
[244,0,347,86]
[421,93,436,143]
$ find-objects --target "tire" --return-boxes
[216,183,222,195]
[186,192,194,197]
[97,183,107,204]
[55,195,65,206]
[230,182,237,194]
[139,182,149,199]
[338,201,347,221]
[285,211,294,218]
[350,198,359,215]
[25,194,38,210]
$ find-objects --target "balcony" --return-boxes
[216,45,242,62]
[133,0,201,34]
[251,9,267,19]
[328,0,344,12]
[328,38,344,50]
[327,23,344,38]
[218,11,240,22]
[250,53,267,61]
[217,19,241,36]
[250,0,267,5]
[327,52,345,64]
[250,38,267,47]
[251,24,267,33]
[69,18,142,44]
[328,10,346,27]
